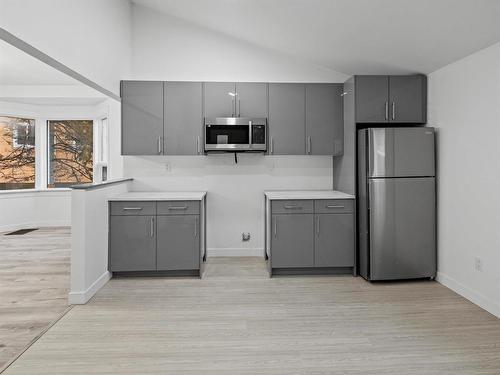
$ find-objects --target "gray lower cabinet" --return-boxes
[109,201,202,273]
[271,213,314,268]
[234,82,268,117]
[121,81,164,155]
[268,83,306,155]
[203,82,236,117]
[164,82,203,155]
[314,213,354,267]
[269,199,355,273]
[109,215,156,272]
[306,83,343,155]
[157,215,199,270]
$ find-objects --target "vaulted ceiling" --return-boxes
[132,0,500,75]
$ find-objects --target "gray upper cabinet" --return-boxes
[164,82,203,155]
[234,82,268,117]
[268,83,306,155]
[306,83,343,155]
[271,213,314,268]
[314,213,355,267]
[121,81,164,155]
[203,82,236,118]
[157,215,199,270]
[109,215,157,272]
[355,75,427,124]
[355,76,389,123]
[389,75,427,123]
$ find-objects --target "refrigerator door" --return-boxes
[368,127,435,178]
[369,177,436,280]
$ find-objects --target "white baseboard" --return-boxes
[207,248,265,257]
[68,271,111,305]
[436,271,500,318]
[0,220,71,233]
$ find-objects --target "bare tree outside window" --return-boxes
[0,116,36,190]
[48,120,93,188]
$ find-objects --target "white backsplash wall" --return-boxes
[124,154,333,255]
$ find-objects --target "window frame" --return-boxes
[0,105,106,193]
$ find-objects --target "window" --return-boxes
[0,116,36,190]
[47,120,93,188]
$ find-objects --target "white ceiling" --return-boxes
[0,39,80,85]
[132,0,500,75]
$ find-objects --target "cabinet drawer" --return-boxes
[110,201,156,216]
[314,199,354,214]
[157,201,200,215]
[271,200,313,214]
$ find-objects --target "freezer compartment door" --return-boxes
[369,177,436,280]
[368,127,435,178]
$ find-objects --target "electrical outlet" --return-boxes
[165,162,171,172]
[474,257,483,272]
[242,232,251,242]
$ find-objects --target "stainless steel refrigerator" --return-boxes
[358,127,436,281]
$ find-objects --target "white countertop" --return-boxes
[108,191,207,201]
[264,190,355,200]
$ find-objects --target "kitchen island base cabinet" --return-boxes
[109,215,156,272]
[109,196,205,277]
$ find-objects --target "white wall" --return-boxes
[0,0,132,96]
[429,41,500,318]
[129,4,347,83]
[125,4,344,255]
[70,180,132,304]
[125,156,332,255]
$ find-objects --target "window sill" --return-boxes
[0,188,72,195]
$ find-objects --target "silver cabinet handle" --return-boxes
[249,120,253,145]
[316,216,320,236]
[194,216,198,237]
[231,98,235,117]
[157,136,162,154]
[385,101,389,120]
[284,204,302,209]
[196,136,201,154]
[168,206,188,210]
[270,137,274,154]
[150,217,154,237]
[392,102,395,120]
[123,207,143,211]
[273,218,277,238]
[326,205,345,209]
[238,99,241,117]
[306,136,311,154]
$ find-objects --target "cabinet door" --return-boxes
[121,81,164,155]
[305,83,343,155]
[203,82,236,118]
[271,214,314,268]
[268,83,306,155]
[164,82,203,155]
[355,76,389,123]
[389,75,427,123]
[314,214,354,267]
[157,215,200,270]
[235,82,268,117]
[109,215,156,271]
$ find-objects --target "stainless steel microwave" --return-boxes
[204,117,267,152]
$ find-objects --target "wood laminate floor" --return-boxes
[0,227,70,372]
[4,257,500,374]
